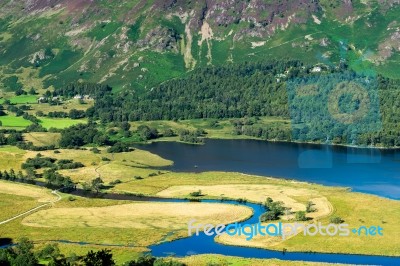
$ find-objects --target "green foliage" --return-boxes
[91,177,104,193]
[43,168,75,190]
[59,123,110,148]
[87,22,121,41]
[330,216,344,224]
[82,249,115,266]
[306,201,316,213]
[2,76,22,91]
[262,197,286,221]
[295,211,308,221]
[189,190,203,197]
[124,254,154,266]
[127,16,144,42]
[107,142,131,153]
[137,125,159,141]
[39,50,82,77]
[178,129,205,144]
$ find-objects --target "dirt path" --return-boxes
[0,190,62,226]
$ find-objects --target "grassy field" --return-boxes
[0,180,56,202]
[114,172,400,256]
[0,146,27,170]
[27,99,94,115]
[32,148,172,184]
[0,180,57,221]
[0,146,399,261]
[178,255,343,266]
[0,95,38,104]
[156,184,332,220]
[22,202,252,229]
[38,117,87,129]
[0,193,40,221]
[0,115,32,128]
[23,132,61,146]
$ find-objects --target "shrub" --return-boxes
[330,216,344,224]
[189,190,202,197]
[295,211,308,221]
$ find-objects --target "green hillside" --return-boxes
[0,0,399,94]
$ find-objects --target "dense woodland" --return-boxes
[3,60,400,147]
[68,60,400,147]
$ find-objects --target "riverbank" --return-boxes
[0,144,399,264]
[130,117,400,150]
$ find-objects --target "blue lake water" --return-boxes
[138,139,400,199]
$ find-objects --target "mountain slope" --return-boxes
[0,0,399,93]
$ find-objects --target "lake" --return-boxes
[138,139,400,200]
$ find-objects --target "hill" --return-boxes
[0,0,399,93]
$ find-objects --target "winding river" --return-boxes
[138,139,400,264]
[2,139,400,265]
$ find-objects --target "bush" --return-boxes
[330,216,344,224]
[262,197,286,221]
[107,142,131,153]
[295,211,308,221]
[189,190,202,197]
[109,179,122,186]
[306,201,316,213]
[90,147,101,154]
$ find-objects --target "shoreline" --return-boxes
[142,135,400,150]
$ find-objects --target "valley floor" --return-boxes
[0,145,399,265]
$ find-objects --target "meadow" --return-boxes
[0,115,32,128]
[0,95,38,104]
[38,117,86,129]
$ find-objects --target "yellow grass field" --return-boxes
[178,255,343,266]
[0,193,40,221]
[0,146,27,171]
[22,202,252,229]
[0,180,57,202]
[23,132,61,147]
[157,184,332,219]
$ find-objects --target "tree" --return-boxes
[69,109,86,119]
[295,211,308,221]
[124,254,155,266]
[306,201,316,213]
[29,88,37,95]
[0,249,11,266]
[82,249,115,266]
[262,197,285,221]
[37,243,61,264]
[91,177,104,193]
[120,121,131,132]
[137,125,158,140]
[11,237,38,266]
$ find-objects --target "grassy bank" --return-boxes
[0,146,398,263]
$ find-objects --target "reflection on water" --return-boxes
[137,139,400,199]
